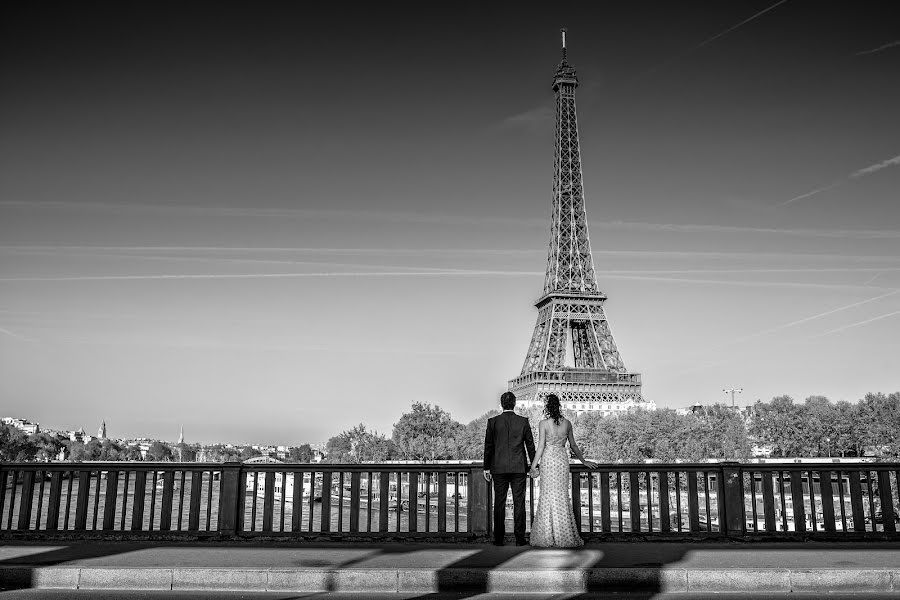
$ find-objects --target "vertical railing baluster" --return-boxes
[438,470,447,533]
[47,471,62,531]
[617,472,623,532]
[189,470,203,532]
[17,470,35,531]
[366,471,373,533]
[749,472,758,533]
[687,471,700,532]
[74,471,90,530]
[454,472,460,533]
[646,471,654,533]
[675,471,682,532]
[262,470,275,533]
[819,469,835,532]
[808,471,818,533]
[600,471,611,533]
[308,471,316,533]
[91,471,102,530]
[408,472,418,533]
[35,470,46,530]
[64,471,74,530]
[340,472,347,532]
[866,470,877,532]
[424,471,431,533]
[762,471,776,532]
[587,472,595,533]
[837,471,848,532]
[102,469,119,531]
[848,471,865,532]
[878,470,896,533]
[120,471,131,530]
[131,471,147,531]
[778,471,788,532]
[291,471,302,532]
[320,471,332,532]
[249,472,259,533]
[349,471,361,533]
[395,471,402,534]
[177,470,186,531]
[627,471,639,532]
[378,471,391,533]
[149,471,158,530]
[6,469,19,531]
[279,471,287,533]
[659,470,670,533]
[573,470,583,531]
[789,469,806,533]
[0,468,7,528]
[160,471,175,531]
[703,472,712,532]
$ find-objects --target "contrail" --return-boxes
[0,270,543,282]
[778,153,900,206]
[0,326,36,342]
[688,0,789,53]
[813,308,900,337]
[851,154,900,177]
[856,40,900,56]
[624,0,789,85]
[713,288,900,347]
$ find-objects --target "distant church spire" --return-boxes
[98,420,107,440]
[178,424,184,445]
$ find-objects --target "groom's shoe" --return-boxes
[492,538,504,546]
[515,538,528,546]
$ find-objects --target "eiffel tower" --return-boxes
[508,30,650,415]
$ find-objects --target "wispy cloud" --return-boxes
[0,201,546,229]
[856,39,900,56]
[500,106,554,131]
[4,246,899,262]
[3,201,898,239]
[778,153,900,206]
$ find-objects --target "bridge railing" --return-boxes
[1,461,897,539]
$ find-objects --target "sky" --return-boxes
[1,1,898,446]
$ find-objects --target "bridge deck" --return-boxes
[2,540,900,594]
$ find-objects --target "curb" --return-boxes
[3,566,900,594]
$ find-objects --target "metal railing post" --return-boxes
[721,462,745,537]
[469,465,489,537]
[217,462,243,537]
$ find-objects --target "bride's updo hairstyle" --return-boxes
[544,394,563,425]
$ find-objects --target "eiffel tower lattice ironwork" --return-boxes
[508,29,648,414]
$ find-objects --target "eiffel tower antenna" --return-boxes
[508,30,652,415]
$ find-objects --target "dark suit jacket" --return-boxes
[483,411,536,474]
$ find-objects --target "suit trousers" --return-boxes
[492,472,527,543]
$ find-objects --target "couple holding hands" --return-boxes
[483,391,596,548]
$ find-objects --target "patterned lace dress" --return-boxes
[529,422,584,548]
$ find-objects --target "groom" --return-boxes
[483,391,535,546]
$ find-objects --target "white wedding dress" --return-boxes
[530,421,584,548]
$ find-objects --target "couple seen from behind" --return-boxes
[483,391,596,547]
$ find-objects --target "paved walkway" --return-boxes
[2,540,900,595]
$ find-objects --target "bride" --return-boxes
[528,394,597,548]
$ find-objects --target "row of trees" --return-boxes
[323,392,900,464]
[4,392,898,464]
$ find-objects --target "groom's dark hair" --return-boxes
[500,391,517,410]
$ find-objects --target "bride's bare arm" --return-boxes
[566,420,597,468]
[529,421,546,476]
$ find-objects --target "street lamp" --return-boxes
[723,387,743,408]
